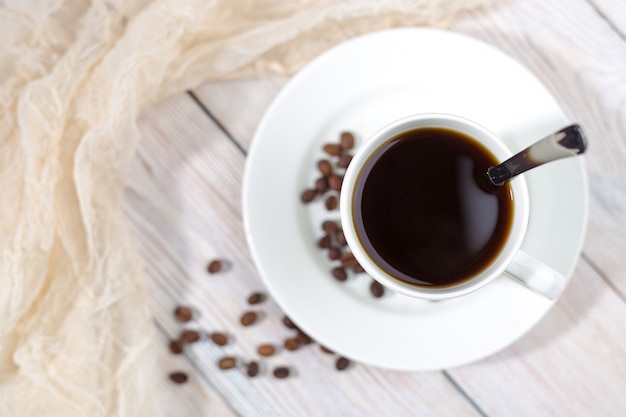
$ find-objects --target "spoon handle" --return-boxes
[487,124,587,186]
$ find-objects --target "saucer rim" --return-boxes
[242,28,589,370]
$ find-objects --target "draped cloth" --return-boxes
[0,0,494,415]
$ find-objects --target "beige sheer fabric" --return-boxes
[0,0,494,415]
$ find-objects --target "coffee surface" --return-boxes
[353,127,514,287]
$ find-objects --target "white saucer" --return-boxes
[243,28,588,370]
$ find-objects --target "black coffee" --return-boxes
[352,127,514,288]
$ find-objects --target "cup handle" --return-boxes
[504,250,566,300]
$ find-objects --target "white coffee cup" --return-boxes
[340,113,566,301]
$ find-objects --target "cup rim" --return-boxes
[340,113,530,301]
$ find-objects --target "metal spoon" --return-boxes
[487,124,588,186]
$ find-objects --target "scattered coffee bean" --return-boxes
[340,251,358,269]
[336,229,347,246]
[246,361,260,378]
[169,371,189,384]
[301,189,317,203]
[370,280,385,298]
[317,235,331,249]
[174,306,193,323]
[325,195,338,210]
[323,143,342,156]
[328,175,343,192]
[284,338,300,351]
[282,315,298,330]
[240,311,259,326]
[218,356,237,370]
[210,332,229,346]
[180,329,201,344]
[320,345,334,354]
[296,330,313,345]
[207,259,223,274]
[337,154,353,169]
[247,292,266,305]
[321,220,339,235]
[340,132,355,150]
[315,177,329,193]
[257,344,276,357]
[353,263,366,274]
[327,246,341,261]
[335,356,351,371]
[332,266,347,282]
[317,159,333,176]
[273,366,291,379]
[169,339,185,355]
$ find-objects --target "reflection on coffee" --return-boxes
[352,127,514,288]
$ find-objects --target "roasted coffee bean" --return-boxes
[320,345,334,354]
[325,195,338,210]
[321,220,339,235]
[247,292,266,305]
[335,356,351,371]
[327,246,341,261]
[257,344,276,357]
[169,339,185,355]
[282,315,298,330]
[218,356,237,370]
[340,251,358,269]
[273,366,291,379]
[315,177,329,194]
[210,332,229,346]
[169,371,189,384]
[323,143,342,156]
[328,175,343,192]
[240,311,259,326]
[353,263,366,274]
[246,361,260,378]
[340,132,355,150]
[207,259,223,274]
[317,235,332,249]
[332,266,348,282]
[296,330,313,345]
[336,229,347,246]
[317,159,333,176]
[180,329,201,344]
[174,306,193,323]
[283,338,300,351]
[337,154,353,169]
[301,189,316,203]
[370,280,385,298]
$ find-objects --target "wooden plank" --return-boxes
[126,92,484,416]
[447,259,626,417]
[153,330,240,417]
[192,77,289,152]
[587,0,626,38]
[450,0,626,296]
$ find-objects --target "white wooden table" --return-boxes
[126,0,626,415]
